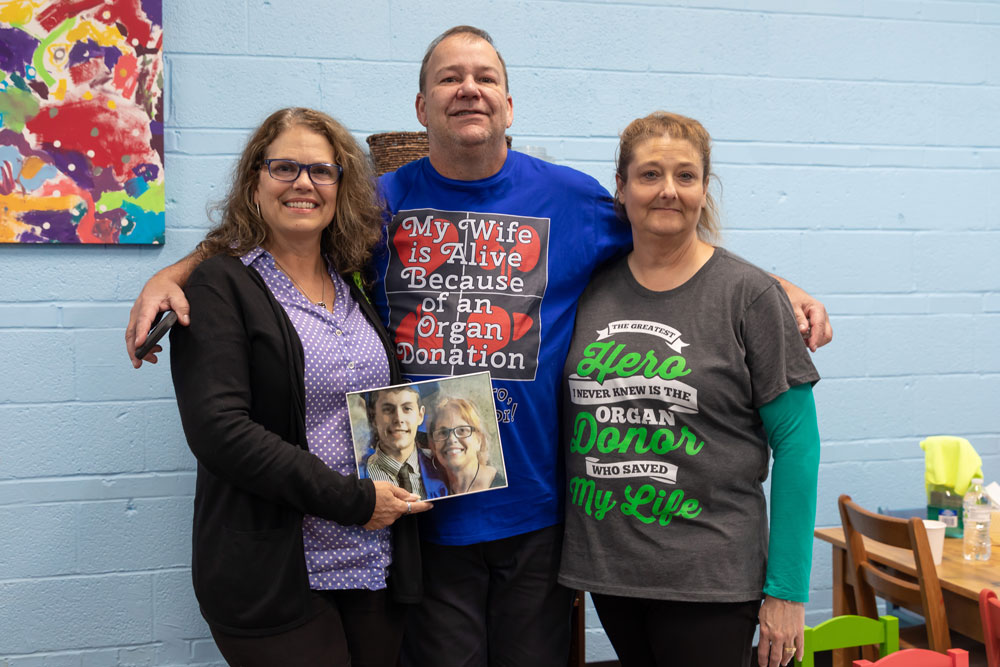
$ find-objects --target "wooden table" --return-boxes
[815,526,1000,666]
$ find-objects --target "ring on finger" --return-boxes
[783,646,796,654]
[405,502,411,515]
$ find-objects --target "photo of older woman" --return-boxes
[427,396,507,495]
[559,111,821,667]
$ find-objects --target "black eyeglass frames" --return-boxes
[431,425,476,442]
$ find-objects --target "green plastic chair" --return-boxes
[794,614,900,667]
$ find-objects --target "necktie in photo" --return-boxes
[397,463,414,493]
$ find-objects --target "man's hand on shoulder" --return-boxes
[774,276,833,353]
[126,255,199,367]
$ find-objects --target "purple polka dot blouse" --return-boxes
[242,247,392,591]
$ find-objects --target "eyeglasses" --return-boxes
[264,159,342,185]
[431,425,476,442]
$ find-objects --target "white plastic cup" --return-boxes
[923,519,947,565]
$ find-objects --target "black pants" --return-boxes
[592,593,760,667]
[401,524,576,667]
[210,588,406,667]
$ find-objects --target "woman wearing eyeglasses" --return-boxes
[427,397,506,495]
[168,107,432,667]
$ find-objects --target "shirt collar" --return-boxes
[240,246,267,267]
[372,446,419,475]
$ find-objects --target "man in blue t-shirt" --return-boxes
[372,26,636,666]
[126,24,833,667]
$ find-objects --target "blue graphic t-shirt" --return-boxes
[373,150,632,545]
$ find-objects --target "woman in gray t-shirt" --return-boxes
[559,112,821,667]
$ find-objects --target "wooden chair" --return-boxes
[838,494,951,660]
[853,648,969,666]
[979,589,1000,667]
[794,614,900,667]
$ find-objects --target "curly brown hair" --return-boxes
[615,111,721,244]
[198,108,384,278]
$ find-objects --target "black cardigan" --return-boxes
[170,254,421,637]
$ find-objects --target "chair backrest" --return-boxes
[852,648,968,666]
[838,494,951,657]
[980,588,1000,667]
[795,614,900,667]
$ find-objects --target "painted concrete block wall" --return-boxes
[2,0,997,664]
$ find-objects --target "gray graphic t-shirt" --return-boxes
[558,249,819,602]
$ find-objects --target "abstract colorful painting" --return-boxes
[0,0,164,244]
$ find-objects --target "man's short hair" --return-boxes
[365,385,423,426]
[418,25,509,94]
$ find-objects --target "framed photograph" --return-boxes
[347,372,507,501]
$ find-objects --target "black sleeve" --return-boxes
[170,260,375,526]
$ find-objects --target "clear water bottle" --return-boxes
[962,477,991,561]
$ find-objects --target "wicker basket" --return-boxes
[366,131,514,175]
[366,132,430,176]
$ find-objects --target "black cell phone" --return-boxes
[135,310,178,360]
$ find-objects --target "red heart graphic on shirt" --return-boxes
[466,307,510,355]
[396,303,535,368]
[471,237,504,271]
[392,216,457,275]
[465,308,534,354]
[509,223,541,273]
[395,305,445,361]
[511,312,533,341]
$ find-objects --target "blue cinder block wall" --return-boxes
[2,1,998,664]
